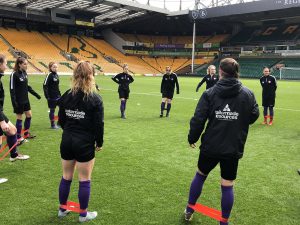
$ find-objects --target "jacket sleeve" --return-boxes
[273,76,277,91]
[249,92,260,125]
[259,77,264,88]
[160,75,165,93]
[112,74,120,84]
[188,92,210,144]
[28,85,41,99]
[9,72,18,107]
[175,74,180,94]
[43,74,50,99]
[129,75,134,83]
[58,99,66,129]
[93,97,104,147]
[196,77,206,92]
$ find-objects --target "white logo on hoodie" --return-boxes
[215,104,239,121]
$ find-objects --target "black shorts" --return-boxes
[13,102,31,114]
[162,91,174,99]
[0,114,9,136]
[118,88,130,99]
[262,96,275,107]
[60,132,95,162]
[47,99,59,109]
[198,152,239,180]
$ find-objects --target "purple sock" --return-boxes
[160,102,165,115]
[78,180,91,217]
[16,119,22,139]
[59,177,72,211]
[124,100,127,110]
[186,172,207,213]
[49,109,55,127]
[120,100,126,116]
[24,117,31,136]
[220,185,234,225]
[166,103,171,114]
[7,134,18,158]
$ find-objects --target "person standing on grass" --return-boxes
[184,58,259,224]
[260,67,277,126]
[111,63,134,119]
[196,65,219,92]
[160,66,179,118]
[10,57,41,145]
[0,54,29,165]
[57,61,104,223]
[43,62,61,129]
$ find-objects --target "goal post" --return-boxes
[279,67,300,80]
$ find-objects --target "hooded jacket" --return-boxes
[0,73,6,122]
[188,78,259,159]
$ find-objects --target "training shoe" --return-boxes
[166,113,170,118]
[58,209,71,218]
[268,121,273,126]
[79,211,98,223]
[10,154,30,162]
[0,178,8,184]
[160,114,163,118]
[25,133,36,139]
[184,209,193,221]
[17,137,27,146]
[121,115,126,119]
[51,125,60,129]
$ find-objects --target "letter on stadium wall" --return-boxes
[262,27,278,36]
[283,25,299,34]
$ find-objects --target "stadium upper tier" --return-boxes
[0,28,211,74]
[117,33,229,44]
[230,24,299,44]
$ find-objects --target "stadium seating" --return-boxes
[81,37,159,74]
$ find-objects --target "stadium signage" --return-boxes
[154,44,185,49]
[75,20,95,27]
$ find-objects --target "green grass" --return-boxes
[0,75,299,225]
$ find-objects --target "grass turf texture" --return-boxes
[0,75,299,225]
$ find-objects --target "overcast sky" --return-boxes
[135,0,259,11]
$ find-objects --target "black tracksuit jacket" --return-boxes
[260,75,277,107]
[112,73,134,91]
[196,74,219,91]
[0,73,7,122]
[43,72,61,100]
[188,78,259,159]
[58,90,104,148]
[10,70,40,106]
[160,73,180,94]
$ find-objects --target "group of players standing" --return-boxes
[0,55,277,224]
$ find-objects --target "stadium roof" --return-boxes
[0,0,170,26]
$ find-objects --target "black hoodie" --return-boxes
[188,78,259,159]
[0,73,6,122]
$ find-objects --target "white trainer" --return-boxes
[10,154,30,162]
[58,209,71,218]
[0,178,8,184]
[79,211,98,223]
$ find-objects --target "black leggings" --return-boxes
[263,106,274,117]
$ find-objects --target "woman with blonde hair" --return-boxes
[43,62,61,129]
[112,63,134,119]
[57,61,104,223]
[196,65,219,92]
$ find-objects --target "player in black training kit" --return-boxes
[160,66,179,117]
[184,58,259,224]
[58,61,103,223]
[10,57,41,144]
[0,54,29,164]
[260,67,277,126]
[43,62,61,129]
[196,65,219,91]
[112,64,134,119]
